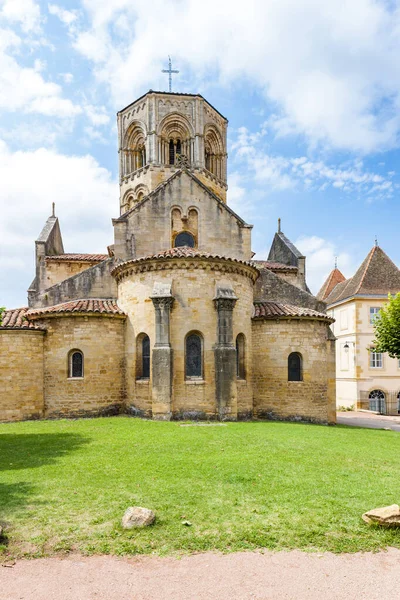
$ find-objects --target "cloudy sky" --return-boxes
[1,0,400,308]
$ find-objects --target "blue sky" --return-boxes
[1,0,400,308]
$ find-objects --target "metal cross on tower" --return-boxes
[162,56,179,92]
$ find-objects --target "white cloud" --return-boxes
[295,235,355,294]
[48,3,78,26]
[0,0,41,33]
[71,0,400,153]
[0,140,118,308]
[61,72,74,84]
[0,27,82,119]
[230,126,395,200]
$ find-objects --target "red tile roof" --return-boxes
[253,260,298,272]
[45,254,108,262]
[253,301,333,321]
[325,246,400,305]
[1,307,42,329]
[112,246,258,274]
[317,268,346,300]
[27,299,125,319]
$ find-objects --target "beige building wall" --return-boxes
[252,318,336,424]
[116,260,255,419]
[329,297,400,410]
[33,315,126,418]
[0,330,44,421]
[45,259,105,289]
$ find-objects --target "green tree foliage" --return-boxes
[373,293,400,359]
[0,307,5,326]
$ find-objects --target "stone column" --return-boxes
[214,287,238,421]
[151,284,174,420]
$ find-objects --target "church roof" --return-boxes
[118,90,228,122]
[316,268,346,301]
[111,246,257,277]
[1,307,43,329]
[26,299,125,319]
[45,254,108,262]
[252,301,333,322]
[325,245,400,306]
[267,231,304,267]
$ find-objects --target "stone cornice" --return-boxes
[27,312,126,322]
[112,254,259,283]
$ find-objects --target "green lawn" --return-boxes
[1,417,400,558]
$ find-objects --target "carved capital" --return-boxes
[151,296,174,310]
[214,297,237,312]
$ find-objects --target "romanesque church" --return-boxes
[0,91,336,424]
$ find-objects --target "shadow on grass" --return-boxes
[0,433,89,472]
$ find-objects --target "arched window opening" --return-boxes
[169,139,175,164]
[136,334,150,379]
[205,151,211,172]
[288,352,302,382]
[369,389,386,414]
[236,334,246,379]
[174,231,195,248]
[186,333,203,378]
[69,350,83,378]
[397,391,400,415]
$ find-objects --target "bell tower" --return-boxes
[117,91,228,214]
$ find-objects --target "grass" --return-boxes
[1,416,400,558]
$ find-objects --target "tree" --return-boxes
[0,306,5,326]
[373,293,400,359]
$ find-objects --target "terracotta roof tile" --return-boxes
[252,301,333,321]
[26,299,125,319]
[317,268,346,300]
[1,307,42,329]
[112,246,257,274]
[325,246,400,305]
[45,254,108,262]
[252,260,298,272]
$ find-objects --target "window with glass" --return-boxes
[369,307,381,325]
[69,350,83,378]
[236,334,246,379]
[288,352,302,381]
[369,389,385,413]
[370,351,383,368]
[174,231,195,248]
[136,334,150,379]
[185,333,203,378]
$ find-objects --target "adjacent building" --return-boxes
[319,245,400,414]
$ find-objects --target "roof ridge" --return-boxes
[354,246,376,295]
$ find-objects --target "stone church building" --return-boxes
[0,91,336,424]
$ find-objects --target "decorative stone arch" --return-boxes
[123,120,147,175]
[204,123,225,180]
[134,183,149,202]
[122,189,135,213]
[158,112,194,165]
[171,205,198,247]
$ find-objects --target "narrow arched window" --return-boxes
[174,231,195,248]
[186,333,203,378]
[236,334,246,379]
[288,352,302,381]
[136,333,150,379]
[176,139,181,156]
[69,350,83,378]
[169,139,174,164]
[142,335,150,378]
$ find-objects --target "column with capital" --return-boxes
[214,287,238,421]
[151,287,174,420]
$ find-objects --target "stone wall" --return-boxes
[44,258,105,289]
[35,315,125,418]
[0,330,44,421]
[29,259,117,308]
[117,259,255,418]
[252,318,336,424]
[114,171,252,264]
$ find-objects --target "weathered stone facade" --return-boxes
[0,90,336,425]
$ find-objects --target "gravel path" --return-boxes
[337,410,400,431]
[2,548,400,600]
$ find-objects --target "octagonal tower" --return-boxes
[117,91,228,214]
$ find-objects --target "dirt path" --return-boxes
[1,548,400,600]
